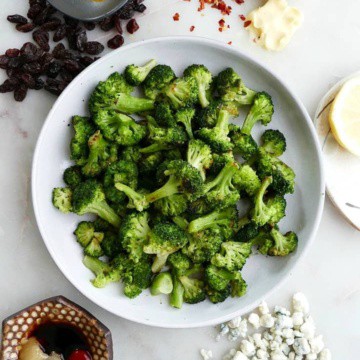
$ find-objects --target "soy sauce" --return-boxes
[29,322,92,360]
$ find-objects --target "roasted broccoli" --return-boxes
[63,165,83,189]
[261,129,286,157]
[148,121,188,146]
[143,223,188,272]
[175,106,195,139]
[52,187,72,213]
[205,264,243,292]
[124,59,157,86]
[229,123,258,160]
[72,180,121,227]
[150,272,174,295]
[183,64,212,108]
[154,102,176,128]
[164,76,198,109]
[267,227,298,256]
[143,64,176,100]
[206,284,231,303]
[208,151,235,176]
[233,164,261,197]
[187,139,213,181]
[101,231,122,258]
[154,194,188,216]
[94,110,147,146]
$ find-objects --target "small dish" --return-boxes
[47,0,127,22]
[314,72,360,231]
[1,296,113,360]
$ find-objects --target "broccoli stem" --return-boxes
[114,183,149,211]
[170,277,184,309]
[172,216,189,230]
[198,83,209,108]
[145,176,180,203]
[242,105,265,135]
[111,93,154,114]
[181,120,194,139]
[83,255,108,275]
[86,201,121,228]
[203,162,237,194]
[188,209,231,233]
[150,272,174,295]
[216,109,230,133]
[140,143,174,154]
[152,254,170,273]
[253,176,272,223]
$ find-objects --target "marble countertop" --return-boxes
[0,0,359,359]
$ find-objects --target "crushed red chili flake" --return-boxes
[239,14,246,21]
[234,0,244,4]
[190,25,195,32]
[173,13,180,21]
[198,0,232,15]
[228,41,232,45]
[244,20,252,28]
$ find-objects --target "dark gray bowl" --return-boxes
[48,0,127,21]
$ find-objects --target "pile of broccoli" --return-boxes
[52,60,297,308]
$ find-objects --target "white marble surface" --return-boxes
[0,0,359,359]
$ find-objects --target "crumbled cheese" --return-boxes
[292,312,304,328]
[200,349,213,360]
[260,314,275,328]
[258,301,270,315]
[292,292,310,314]
[300,316,316,339]
[319,349,332,360]
[228,316,243,329]
[293,338,311,355]
[240,340,256,357]
[233,351,249,360]
[309,335,324,354]
[248,313,260,329]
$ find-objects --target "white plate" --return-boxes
[314,72,360,231]
[32,36,325,328]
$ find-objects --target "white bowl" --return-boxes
[32,36,325,328]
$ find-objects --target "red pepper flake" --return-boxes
[234,0,244,4]
[219,19,225,27]
[198,0,232,15]
[173,13,180,21]
[244,20,252,28]
[239,14,246,21]
[190,25,195,32]
[228,41,232,45]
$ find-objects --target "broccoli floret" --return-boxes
[124,59,157,86]
[101,231,122,258]
[164,76,198,109]
[211,241,252,271]
[84,232,104,257]
[123,256,153,298]
[178,265,206,304]
[150,272,174,295]
[119,146,142,163]
[206,284,231,304]
[74,221,99,247]
[196,109,233,152]
[70,116,96,165]
[241,92,274,135]
[167,252,192,271]
[154,194,188,216]
[171,216,189,230]
[183,228,223,264]
[115,160,203,211]
[235,221,259,242]
[188,206,238,236]
[63,165,83,189]
[72,180,121,228]
[231,276,247,297]
[103,160,138,204]
[148,121,188,146]
[202,162,240,209]
[143,64,176,100]
[82,131,117,177]
[205,264,242,291]
[119,212,150,263]
[187,197,214,216]
[143,223,189,272]
[139,143,174,154]
[183,64,212,108]
[170,276,185,309]
[187,139,213,181]
[154,102,177,127]
[52,187,72,213]
[93,217,114,232]
[216,67,256,106]
[94,110,147,146]
[208,152,235,176]
[83,255,121,288]
[267,228,298,256]
[256,148,295,195]
[261,129,286,157]
[233,164,261,197]
[175,106,195,139]
[250,176,287,226]
[164,148,183,161]
[138,152,164,176]
[229,124,258,160]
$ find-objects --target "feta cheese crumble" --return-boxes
[205,293,331,360]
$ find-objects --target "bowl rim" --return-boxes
[47,0,128,22]
[31,35,325,328]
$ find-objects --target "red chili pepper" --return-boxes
[190,25,195,32]
[239,14,246,21]
[173,13,180,21]
[244,20,252,28]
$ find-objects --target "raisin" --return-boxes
[21,73,36,88]
[40,52,54,71]
[47,61,63,78]
[23,62,42,75]
[5,49,20,58]
[52,43,66,58]
[107,35,124,49]
[79,56,95,67]
[7,56,25,69]
[56,49,76,61]
[41,17,62,31]
[100,17,114,31]
[7,14,28,24]
[45,78,66,95]
[134,3,146,13]
[16,23,36,33]
[29,0,46,7]
[0,55,9,69]
[0,78,18,93]
[64,15,79,28]
[27,4,42,20]
[118,4,135,20]
[20,42,38,56]
[53,24,67,42]
[84,41,104,55]
[127,19,139,34]
[114,15,123,34]
[83,21,96,31]
[14,85,28,102]
[31,77,45,90]
[59,69,74,82]
[33,29,50,51]
[63,59,80,73]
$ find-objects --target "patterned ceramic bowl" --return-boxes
[1,296,113,360]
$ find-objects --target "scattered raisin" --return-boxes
[23,62,42,75]
[83,21,96,31]
[63,59,80,73]
[127,19,139,34]
[20,73,36,88]
[5,49,20,58]
[14,85,28,101]
[99,17,114,31]
[46,61,63,78]
[16,23,36,33]
[84,42,104,55]
[20,42,38,56]
[134,3,146,13]
[59,70,74,82]
[52,43,66,58]
[114,15,123,34]
[7,56,25,69]
[7,15,28,25]
[0,78,18,93]
[27,4,43,20]
[33,29,50,51]
[53,24,67,42]
[31,77,45,90]
[118,3,135,20]
[0,55,9,70]
[75,27,88,52]
[107,35,124,49]
[41,17,62,31]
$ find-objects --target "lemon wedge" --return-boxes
[329,76,360,157]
